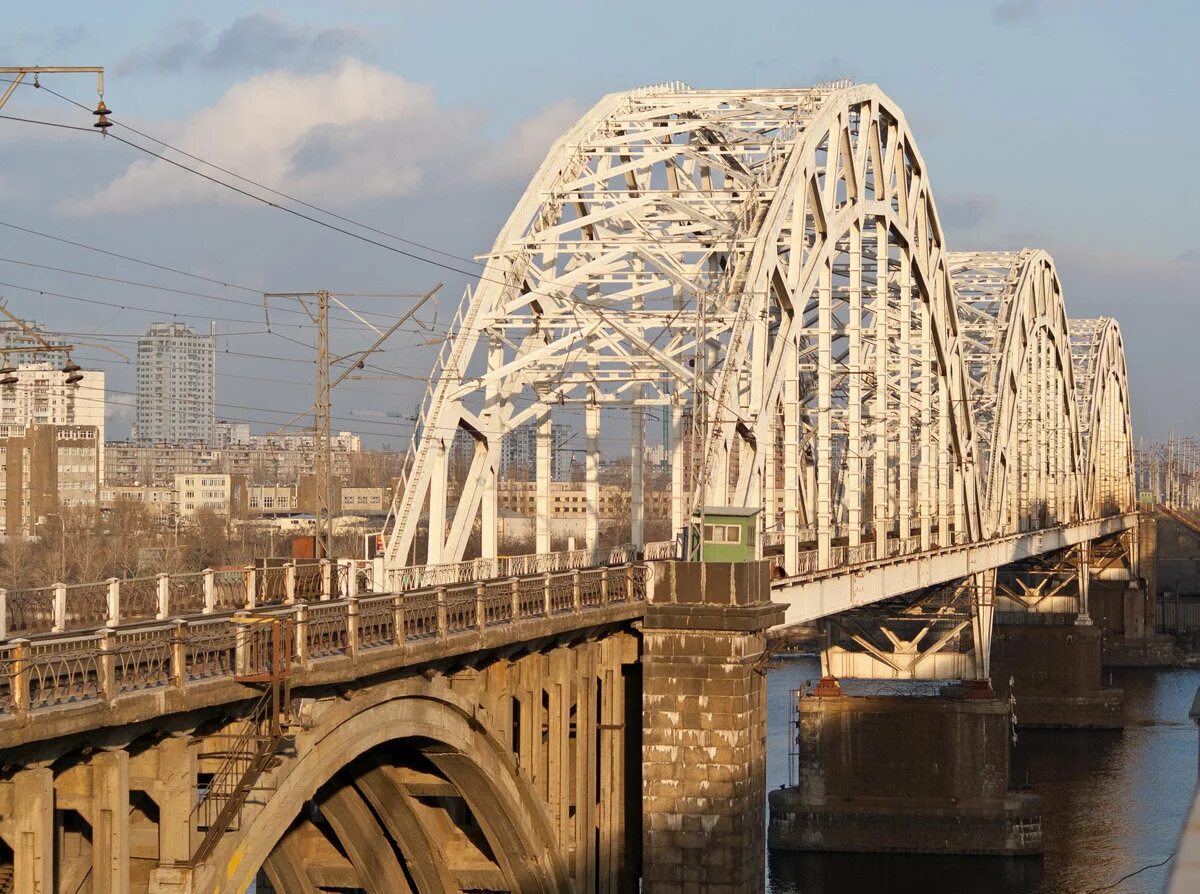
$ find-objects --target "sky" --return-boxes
[0,0,1197,446]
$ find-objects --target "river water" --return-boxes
[765,657,1200,894]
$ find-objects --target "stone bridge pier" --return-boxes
[641,560,782,893]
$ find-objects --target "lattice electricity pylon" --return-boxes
[1068,319,1136,518]
[949,250,1087,537]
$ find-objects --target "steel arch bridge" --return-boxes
[382,80,1135,602]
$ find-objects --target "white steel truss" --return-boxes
[381,82,1135,588]
[950,250,1086,537]
[1068,318,1135,517]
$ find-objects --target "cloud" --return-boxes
[939,194,999,231]
[1177,247,1200,265]
[0,24,88,56]
[992,0,1043,25]
[118,14,369,76]
[106,393,136,423]
[65,60,581,216]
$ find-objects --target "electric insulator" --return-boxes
[93,100,112,130]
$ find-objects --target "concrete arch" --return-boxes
[196,682,569,894]
[950,250,1086,535]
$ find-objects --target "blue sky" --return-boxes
[0,0,1197,443]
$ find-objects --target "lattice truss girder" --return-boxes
[381,81,1136,577]
[821,571,996,680]
[1068,319,1136,517]
[948,250,1087,536]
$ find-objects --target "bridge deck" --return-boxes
[771,513,1138,626]
[0,564,646,752]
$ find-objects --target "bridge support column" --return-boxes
[11,766,53,894]
[769,692,1043,855]
[991,616,1124,728]
[1096,515,1173,666]
[91,749,130,894]
[641,560,782,893]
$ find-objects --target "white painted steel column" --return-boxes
[586,401,600,551]
[536,408,552,555]
[873,220,889,554]
[817,257,833,567]
[631,397,645,549]
[898,249,912,544]
[784,350,799,572]
[847,221,863,548]
[670,401,684,539]
[428,436,447,564]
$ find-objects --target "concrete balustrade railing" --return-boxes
[0,563,647,722]
[0,559,376,640]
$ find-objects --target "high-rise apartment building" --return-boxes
[0,320,51,366]
[499,419,573,481]
[135,322,216,446]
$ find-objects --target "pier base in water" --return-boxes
[769,693,1043,855]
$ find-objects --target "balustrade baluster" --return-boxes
[203,568,216,614]
[157,574,170,620]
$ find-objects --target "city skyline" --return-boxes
[0,2,1196,445]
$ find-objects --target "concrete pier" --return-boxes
[991,617,1125,728]
[1092,579,1174,666]
[769,691,1042,855]
[641,560,782,893]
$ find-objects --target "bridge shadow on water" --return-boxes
[765,658,1200,894]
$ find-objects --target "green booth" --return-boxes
[684,506,760,562]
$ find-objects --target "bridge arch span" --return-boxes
[950,249,1086,536]
[1069,318,1135,516]
[384,82,985,578]
[200,683,568,894]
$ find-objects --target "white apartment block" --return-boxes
[135,322,216,446]
[0,364,106,478]
[174,473,239,518]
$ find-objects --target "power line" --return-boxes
[10,75,489,272]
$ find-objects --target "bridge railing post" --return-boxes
[600,568,609,604]
[244,566,257,610]
[475,583,486,632]
[320,559,332,600]
[392,594,405,645]
[284,562,297,605]
[625,564,635,602]
[233,611,250,675]
[170,620,187,689]
[543,572,552,616]
[436,587,448,638]
[346,560,360,598]
[510,577,520,620]
[9,638,30,716]
[346,598,360,657]
[0,587,7,639]
[203,568,216,614]
[573,570,582,611]
[294,603,310,669]
[52,582,66,633]
[156,573,170,620]
[98,628,116,702]
[106,578,121,627]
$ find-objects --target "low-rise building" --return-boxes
[174,473,247,519]
[100,484,176,523]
